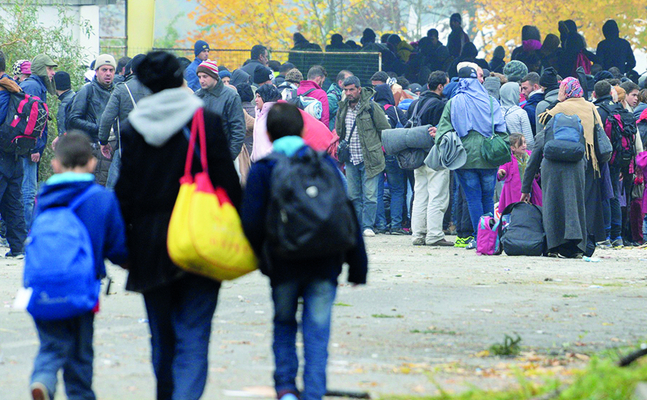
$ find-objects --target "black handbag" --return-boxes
[337,119,357,164]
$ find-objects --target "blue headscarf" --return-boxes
[450,78,506,138]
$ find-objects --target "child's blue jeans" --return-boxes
[31,312,95,400]
[272,278,337,400]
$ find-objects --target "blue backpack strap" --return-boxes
[68,184,102,210]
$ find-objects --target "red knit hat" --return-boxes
[196,60,219,79]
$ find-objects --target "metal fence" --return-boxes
[99,43,382,85]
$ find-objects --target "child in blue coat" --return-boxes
[242,103,368,400]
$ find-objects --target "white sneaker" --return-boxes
[363,228,375,237]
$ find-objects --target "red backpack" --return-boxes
[0,91,49,155]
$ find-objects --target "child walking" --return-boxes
[241,103,368,400]
[498,133,542,211]
[28,132,127,400]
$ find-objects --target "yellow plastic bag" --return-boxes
[167,108,257,281]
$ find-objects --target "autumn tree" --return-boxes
[473,0,647,57]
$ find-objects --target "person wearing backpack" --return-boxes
[27,132,127,400]
[373,83,408,234]
[0,51,28,258]
[297,65,330,127]
[241,102,368,400]
[115,52,242,400]
[19,54,57,230]
[527,77,607,257]
[52,72,75,143]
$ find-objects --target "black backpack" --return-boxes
[0,91,49,155]
[599,103,637,168]
[265,146,357,260]
[499,202,546,256]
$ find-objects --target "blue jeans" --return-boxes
[376,155,406,231]
[272,278,337,400]
[31,312,95,400]
[454,169,497,238]
[608,166,623,239]
[22,157,37,230]
[143,274,221,400]
[346,162,380,231]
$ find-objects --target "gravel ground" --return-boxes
[1,235,646,399]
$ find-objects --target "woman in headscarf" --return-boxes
[435,66,509,249]
[500,82,534,147]
[251,84,282,162]
[523,77,607,257]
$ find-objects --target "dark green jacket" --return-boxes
[436,99,509,169]
[336,87,391,178]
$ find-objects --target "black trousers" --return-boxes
[0,151,26,253]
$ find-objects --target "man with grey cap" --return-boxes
[19,54,57,229]
[67,54,116,185]
[98,54,151,189]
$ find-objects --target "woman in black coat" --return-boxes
[115,52,242,400]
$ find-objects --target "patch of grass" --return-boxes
[410,329,457,336]
[334,302,352,307]
[489,334,522,357]
[371,314,404,318]
[563,294,578,298]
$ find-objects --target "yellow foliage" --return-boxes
[474,0,647,57]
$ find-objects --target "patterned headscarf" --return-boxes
[561,77,583,99]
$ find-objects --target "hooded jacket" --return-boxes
[67,77,114,142]
[336,87,391,178]
[326,82,343,130]
[115,88,242,293]
[297,80,330,127]
[535,87,559,132]
[195,78,245,159]
[373,84,407,128]
[0,73,20,125]
[98,75,152,145]
[500,82,534,147]
[36,175,128,278]
[20,60,51,155]
[596,20,636,74]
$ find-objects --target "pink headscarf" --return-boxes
[560,77,583,99]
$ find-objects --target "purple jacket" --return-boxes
[498,151,542,211]
[297,80,330,128]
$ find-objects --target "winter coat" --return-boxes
[336,87,391,178]
[500,83,534,147]
[523,92,544,135]
[183,58,201,92]
[20,75,49,154]
[36,176,128,278]
[326,82,343,130]
[240,59,265,84]
[115,88,241,293]
[447,27,470,59]
[373,83,407,128]
[67,77,114,142]
[596,20,636,74]
[498,151,542,211]
[489,57,505,74]
[436,98,509,170]
[406,91,446,126]
[300,108,334,152]
[98,76,151,145]
[56,89,75,136]
[241,138,367,286]
[251,101,275,162]
[195,79,246,159]
[535,87,559,132]
[297,80,330,127]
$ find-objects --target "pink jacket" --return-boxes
[636,152,647,211]
[498,151,542,211]
[250,101,275,162]
[300,109,333,151]
[297,80,330,128]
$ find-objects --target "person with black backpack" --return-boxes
[241,102,367,400]
[0,51,27,258]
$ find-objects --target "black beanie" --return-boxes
[53,71,71,91]
[136,51,183,94]
[539,67,559,91]
[253,66,274,85]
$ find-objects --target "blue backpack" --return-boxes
[24,185,101,321]
[543,113,586,163]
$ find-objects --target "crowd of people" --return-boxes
[1,13,646,400]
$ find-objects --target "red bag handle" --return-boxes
[183,108,209,179]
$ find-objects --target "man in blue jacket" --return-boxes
[184,40,210,92]
[20,54,56,230]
